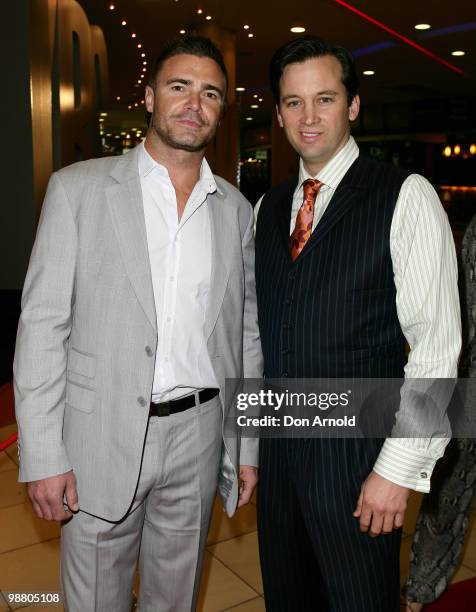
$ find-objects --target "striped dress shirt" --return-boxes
[255,136,461,492]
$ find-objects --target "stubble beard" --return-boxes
[152,117,215,153]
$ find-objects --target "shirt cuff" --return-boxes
[372,438,444,493]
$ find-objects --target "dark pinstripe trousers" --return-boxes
[257,438,401,611]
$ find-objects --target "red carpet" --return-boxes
[0,382,15,427]
[425,577,476,610]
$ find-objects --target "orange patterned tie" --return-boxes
[289,179,323,262]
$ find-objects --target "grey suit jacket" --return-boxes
[14,145,263,521]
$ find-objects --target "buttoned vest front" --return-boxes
[255,155,411,379]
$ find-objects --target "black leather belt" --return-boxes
[149,388,219,417]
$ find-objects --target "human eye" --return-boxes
[319,96,333,104]
[171,83,185,92]
[204,90,219,100]
[286,99,301,108]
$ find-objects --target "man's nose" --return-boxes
[302,104,319,125]
[186,91,201,111]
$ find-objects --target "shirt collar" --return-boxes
[138,140,217,194]
[297,135,359,191]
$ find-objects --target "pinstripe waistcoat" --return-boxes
[255,155,411,379]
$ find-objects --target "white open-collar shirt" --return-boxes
[139,141,218,402]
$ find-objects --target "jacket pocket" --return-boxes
[66,379,97,413]
[67,347,96,379]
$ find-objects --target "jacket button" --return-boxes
[282,372,289,377]
[145,346,153,357]
[137,396,147,407]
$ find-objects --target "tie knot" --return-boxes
[303,179,322,201]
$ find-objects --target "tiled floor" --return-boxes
[1,422,475,611]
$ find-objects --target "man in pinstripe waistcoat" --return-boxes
[254,36,461,611]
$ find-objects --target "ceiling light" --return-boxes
[246,117,253,120]
[137,43,142,48]
[454,145,461,155]
[100,112,108,116]
[290,26,306,33]
[141,53,146,57]
[109,4,115,10]
[251,104,259,108]
[134,103,138,107]
[248,33,254,38]
[116,96,121,101]
[451,50,465,56]
[414,23,431,30]
[236,87,245,92]
[206,15,212,21]
[121,20,127,26]
[197,8,203,14]
[143,61,147,65]
[470,144,476,155]
[179,29,186,34]
[106,133,111,137]
[243,25,250,30]
[141,100,145,104]
[131,33,136,38]
[363,70,375,75]
[258,98,263,102]
[253,94,258,98]
[443,146,451,157]
[138,79,142,83]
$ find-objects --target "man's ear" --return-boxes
[276,104,284,128]
[144,85,154,114]
[349,94,360,122]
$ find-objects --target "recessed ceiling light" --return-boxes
[121,20,127,26]
[236,87,245,92]
[253,94,258,98]
[414,23,431,30]
[131,33,136,38]
[244,25,250,30]
[197,8,203,14]
[290,26,306,33]
[137,43,142,48]
[363,70,375,75]
[141,53,146,57]
[251,104,259,109]
[206,15,212,21]
[451,50,465,56]
[248,33,254,38]
[116,96,121,101]
[258,98,263,102]
[246,117,253,120]
[143,61,147,65]
[179,29,186,34]
[109,4,115,10]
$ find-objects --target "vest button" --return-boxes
[282,372,288,377]
[145,346,153,357]
[137,396,147,407]
[288,272,296,281]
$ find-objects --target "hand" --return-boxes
[237,465,258,508]
[353,470,410,536]
[27,470,79,522]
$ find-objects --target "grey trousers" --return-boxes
[61,396,223,612]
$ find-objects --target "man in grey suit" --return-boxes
[14,35,262,611]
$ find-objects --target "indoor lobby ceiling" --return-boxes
[78,0,476,125]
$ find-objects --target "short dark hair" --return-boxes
[149,34,228,92]
[269,36,359,106]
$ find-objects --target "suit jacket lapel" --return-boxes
[106,147,157,331]
[205,186,233,339]
[276,178,296,259]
